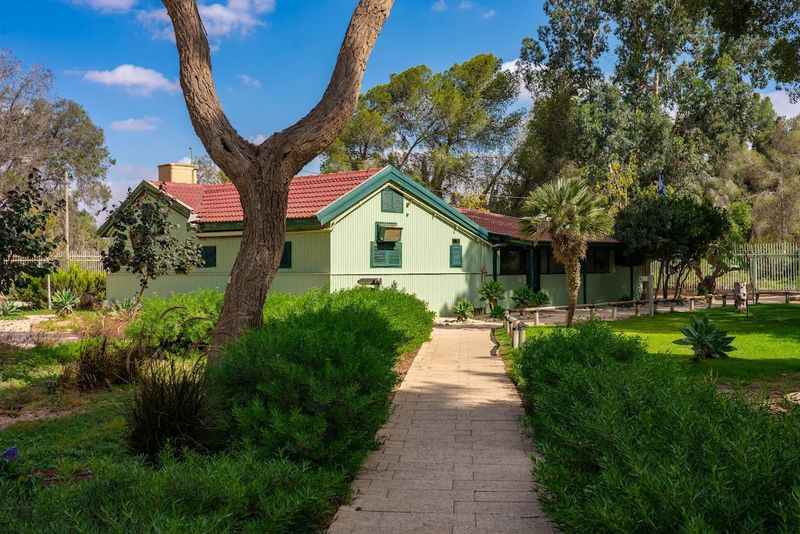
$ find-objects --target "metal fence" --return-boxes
[656,242,800,295]
[9,252,104,273]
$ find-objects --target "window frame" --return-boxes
[279,241,292,269]
[449,239,463,268]
[200,245,217,269]
[499,246,528,276]
[380,188,404,213]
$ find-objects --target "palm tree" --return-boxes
[521,177,613,326]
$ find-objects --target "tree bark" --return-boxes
[162,0,394,359]
[565,257,581,327]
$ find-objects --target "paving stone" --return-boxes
[327,328,552,533]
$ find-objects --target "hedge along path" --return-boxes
[329,328,555,534]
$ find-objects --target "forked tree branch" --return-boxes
[276,0,395,173]
[163,0,394,183]
[162,0,256,184]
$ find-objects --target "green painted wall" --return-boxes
[329,185,493,315]
[106,228,332,302]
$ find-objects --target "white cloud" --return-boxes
[84,65,178,96]
[110,116,160,132]
[432,0,447,12]
[458,1,473,9]
[767,90,800,119]
[73,0,136,12]
[502,59,533,104]
[238,74,262,88]
[138,0,276,40]
[482,9,496,19]
[250,133,269,144]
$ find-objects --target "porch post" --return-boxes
[581,261,588,305]
[532,247,541,292]
[492,248,498,282]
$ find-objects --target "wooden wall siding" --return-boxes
[106,227,332,302]
[329,185,493,314]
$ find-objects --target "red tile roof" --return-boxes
[151,169,380,223]
[460,208,620,244]
[460,209,527,240]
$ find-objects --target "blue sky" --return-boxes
[2,0,543,202]
[3,1,798,205]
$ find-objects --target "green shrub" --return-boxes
[51,289,79,316]
[211,287,433,471]
[512,321,800,533]
[479,279,504,311]
[453,299,474,321]
[512,287,550,308]
[128,360,218,460]
[63,337,141,391]
[490,304,506,319]
[0,449,347,533]
[51,264,106,307]
[126,290,223,354]
[10,264,106,309]
[676,315,736,362]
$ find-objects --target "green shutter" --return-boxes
[371,241,402,268]
[279,241,292,269]
[381,189,403,213]
[449,243,463,268]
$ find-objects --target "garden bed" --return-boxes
[0,287,434,533]
[498,320,800,533]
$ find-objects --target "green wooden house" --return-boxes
[101,163,641,315]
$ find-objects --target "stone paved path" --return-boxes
[329,328,554,534]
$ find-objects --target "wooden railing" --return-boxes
[503,296,710,349]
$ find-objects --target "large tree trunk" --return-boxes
[162,0,395,360]
[565,257,581,327]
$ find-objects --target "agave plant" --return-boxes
[52,289,79,317]
[111,297,141,320]
[453,299,474,322]
[676,315,736,362]
[0,300,20,318]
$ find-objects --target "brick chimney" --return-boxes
[158,163,198,184]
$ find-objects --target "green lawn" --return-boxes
[527,304,800,386]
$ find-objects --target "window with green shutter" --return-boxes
[381,188,404,213]
[279,241,292,269]
[371,241,402,268]
[449,239,463,268]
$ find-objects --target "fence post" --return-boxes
[611,306,618,320]
[534,310,540,326]
[635,302,640,317]
[689,299,695,312]
[722,295,727,307]
[786,292,791,304]
[519,322,527,346]
[512,321,520,348]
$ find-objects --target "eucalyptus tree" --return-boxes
[160,0,394,354]
[0,50,113,208]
